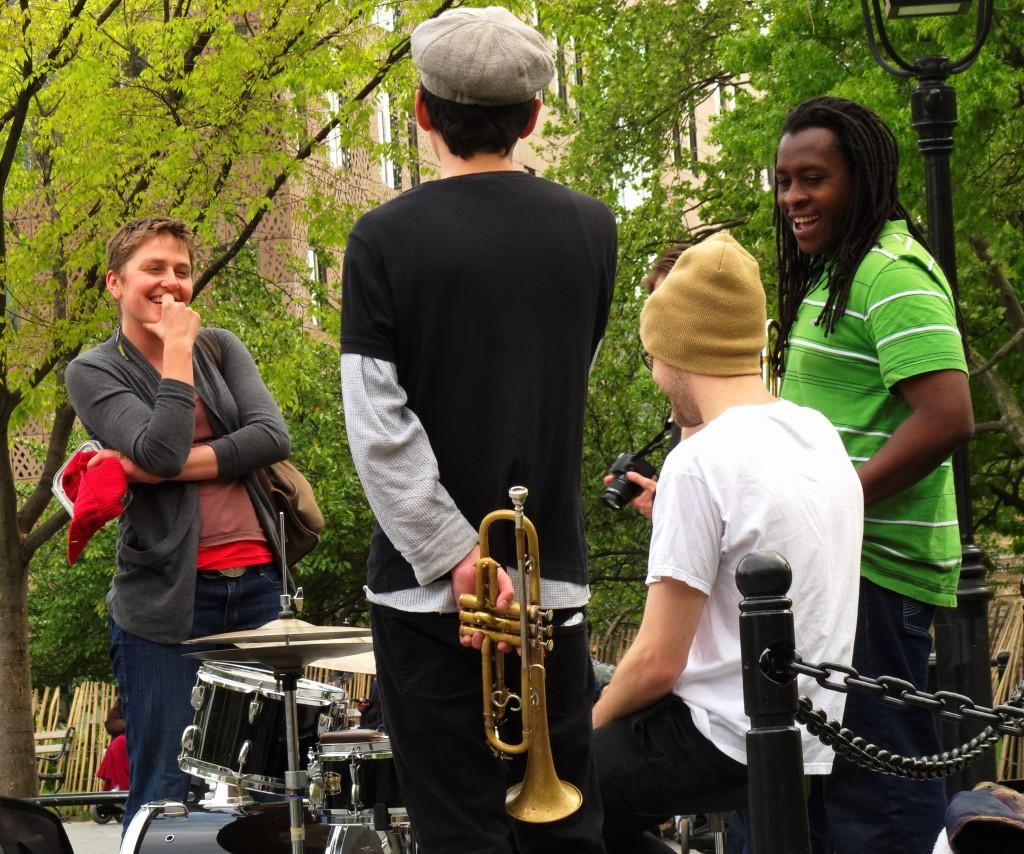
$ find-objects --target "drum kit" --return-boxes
[119,583,413,854]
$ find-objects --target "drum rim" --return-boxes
[317,807,410,828]
[196,663,345,705]
[178,754,287,795]
[315,742,394,759]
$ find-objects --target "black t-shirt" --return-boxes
[342,171,616,592]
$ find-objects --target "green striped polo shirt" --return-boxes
[779,220,967,607]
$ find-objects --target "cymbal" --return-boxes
[307,638,378,676]
[185,640,374,671]
[183,618,371,646]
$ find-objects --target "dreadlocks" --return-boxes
[772,97,927,373]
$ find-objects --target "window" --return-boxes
[555,42,568,104]
[6,288,20,331]
[573,39,584,87]
[671,121,683,166]
[716,81,735,113]
[377,92,401,190]
[407,115,420,188]
[326,92,352,170]
[306,248,329,328]
[307,248,328,286]
[688,105,699,162]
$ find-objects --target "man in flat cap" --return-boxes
[341,6,616,852]
[591,234,862,852]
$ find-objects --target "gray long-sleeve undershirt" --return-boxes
[342,354,588,613]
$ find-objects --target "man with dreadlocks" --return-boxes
[773,96,974,854]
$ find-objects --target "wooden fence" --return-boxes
[989,569,1024,782]
[31,681,118,795]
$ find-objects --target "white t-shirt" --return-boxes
[647,399,862,774]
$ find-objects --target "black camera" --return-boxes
[602,452,658,511]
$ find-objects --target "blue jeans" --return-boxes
[111,565,283,829]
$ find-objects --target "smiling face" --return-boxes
[775,127,854,260]
[107,233,194,342]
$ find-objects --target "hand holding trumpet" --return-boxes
[451,543,515,651]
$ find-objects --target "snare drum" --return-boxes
[179,663,345,794]
[308,730,407,830]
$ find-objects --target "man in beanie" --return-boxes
[591,234,862,853]
[341,6,615,852]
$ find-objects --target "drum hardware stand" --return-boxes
[199,780,254,810]
[277,514,307,854]
[277,512,304,622]
[277,667,308,854]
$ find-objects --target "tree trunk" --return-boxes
[0,560,37,797]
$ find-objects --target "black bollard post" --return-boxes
[737,550,811,854]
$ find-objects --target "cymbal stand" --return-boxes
[278,667,307,854]
[276,511,304,622]
[276,512,306,854]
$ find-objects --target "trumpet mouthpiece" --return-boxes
[509,486,529,507]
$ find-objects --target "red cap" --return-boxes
[63,451,128,565]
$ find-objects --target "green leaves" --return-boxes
[0,1,452,766]
[549,0,1024,616]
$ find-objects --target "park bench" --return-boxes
[34,727,75,792]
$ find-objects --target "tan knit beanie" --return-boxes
[640,232,766,376]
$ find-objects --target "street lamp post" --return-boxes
[861,0,996,792]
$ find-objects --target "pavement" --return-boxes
[62,819,123,854]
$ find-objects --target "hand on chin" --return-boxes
[142,293,201,348]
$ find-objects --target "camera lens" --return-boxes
[602,452,657,512]
[601,474,640,511]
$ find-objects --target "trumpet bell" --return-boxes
[506,777,582,824]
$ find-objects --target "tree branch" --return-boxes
[22,510,69,560]
[989,483,1024,514]
[969,328,1024,376]
[18,403,76,532]
[974,420,1006,434]
[967,349,1024,454]
[970,234,1024,358]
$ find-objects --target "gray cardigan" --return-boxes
[65,328,290,643]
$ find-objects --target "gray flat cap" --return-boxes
[411,6,554,106]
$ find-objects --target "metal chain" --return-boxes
[787,657,1024,779]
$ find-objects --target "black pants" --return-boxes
[371,604,605,854]
[595,695,747,854]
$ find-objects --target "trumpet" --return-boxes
[458,486,582,823]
